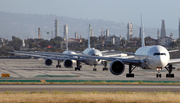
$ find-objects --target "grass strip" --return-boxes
[1,91,180,103]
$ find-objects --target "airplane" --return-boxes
[11,15,179,78]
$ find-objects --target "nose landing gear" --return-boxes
[156,67,162,78]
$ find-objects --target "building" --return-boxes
[145,36,158,46]
[55,19,59,37]
[63,24,68,40]
[158,36,175,46]
[127,23,133,41]
[105,34,121,47]
[61,38,82,48]
[160,20,166,38]
[75,32,78,39]
[128,40,138,47]
[157,20,175,47]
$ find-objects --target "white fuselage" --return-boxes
[134,45,169,69]
[82,48,102,65]
[63,50,76,64]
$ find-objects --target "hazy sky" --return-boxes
[1,0,180,29]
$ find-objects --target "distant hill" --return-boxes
[0,11,178,40]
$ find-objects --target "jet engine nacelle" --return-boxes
[109,60,125,75]
[63,59,73,68]
[45,58,53,66]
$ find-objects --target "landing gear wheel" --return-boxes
[156,74,161,78]
[56,60,61,68]
[75,60,81,71]
[126,74,134,77]
[75,67,80,71]
[103,68,108,71]
[102,61,108,71]
[93,68,97,71]
[166,74,174,78]
[126,64,136,78]
[159,74,161,78]
[165,65,175,78]
[56,65,61,68]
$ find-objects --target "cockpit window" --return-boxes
[92,54,95,56]
[153,53,166,56]
[91,54,99,56]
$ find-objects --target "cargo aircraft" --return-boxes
[11,15,180,78]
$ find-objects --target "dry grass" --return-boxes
[1,91,180,103]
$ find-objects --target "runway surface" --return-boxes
[1,59,180,80]
[0,84,180,92]
[0,59,180,92]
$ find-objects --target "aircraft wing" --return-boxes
[106,51,135,55]
[100,50,115,53]
[10,51,85,62]
[9,51,67,61]
[168,59,180,64]
[103,54,134,59]
[10,51,141,65]
[168,49,179,53]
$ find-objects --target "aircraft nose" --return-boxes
[156,56,168,67]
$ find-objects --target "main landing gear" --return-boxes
[102,61,108,71]
[75,60,82,71]
[156,65,175,78]
[56,60,61,68]
[126,64,137,77]
[165,64,174,78]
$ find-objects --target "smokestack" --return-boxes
[55,19,59,37]
[64,24,68,40]
[179,18,180,38]
[106,29,109,37]
[38,28,41,39]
